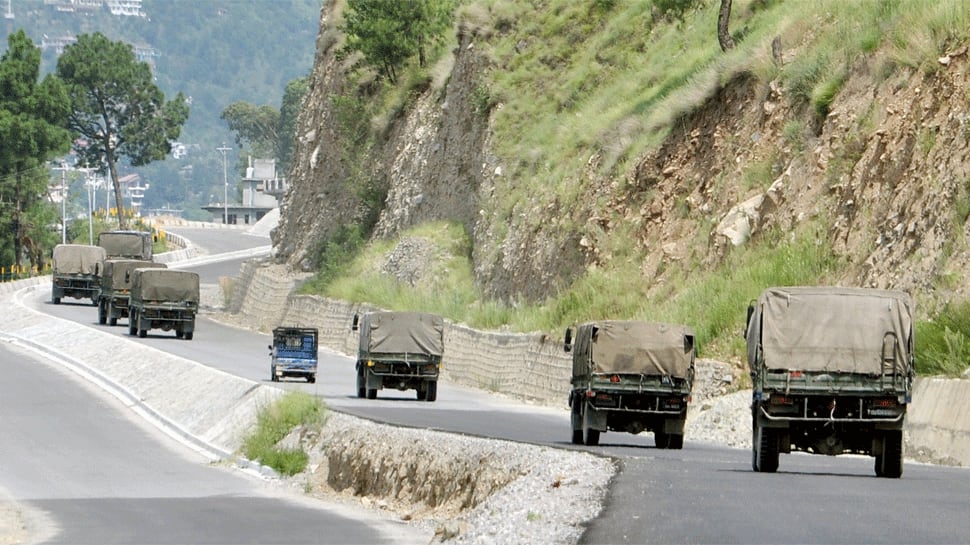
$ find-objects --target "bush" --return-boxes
[241,392,326,476]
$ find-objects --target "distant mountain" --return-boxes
[2,0,322,217]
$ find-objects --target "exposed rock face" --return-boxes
[277,1,970,307]
[273,3,488,274]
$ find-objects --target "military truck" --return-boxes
[745,286,914,478]
[97,230,153,260]
[352,311,444,401]
[98,259,167,326]
[268,327,319,383]
[51,244,107,305]
[565,320,696,448]
[127,268,199,340]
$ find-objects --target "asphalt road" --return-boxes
[23,226,970,544]
[0,340,426,545]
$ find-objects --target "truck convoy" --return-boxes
[745,286,914,478]
[98,259,167,326]
[352,311,444,401]
[51,244,107,305]
[127,268,199,340]
[97,230,153,260]
[269,326,319,383]
[565,320,696,448]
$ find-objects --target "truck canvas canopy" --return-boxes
[130,269,199,304]
[103,259,165,291]
[747,286,913,375]
[359,311,444,356]
[52,244,106,275]
[98,230,153,260]
[574,321,695,378]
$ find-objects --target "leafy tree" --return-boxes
[341,0,456,84]
[221,76,308,173]
[56,32,189,230]
[0,30,72,269]
[221,102,281,160]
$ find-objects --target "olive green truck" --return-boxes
[565,320,696,448]
[98,259,167,326]
[97,230,153,260]
[745,286,914,478]
[353,311,444,401]
[51,244,107,305]
[127,268,199,340]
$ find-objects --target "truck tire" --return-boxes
[655,431,669,449]
[425,381,437,402]
[128,310,137,336]
[307,374,316,384]
[138,328,147,338]
[270,365,278,382]
[53,297,61,305]
[877,430,903,478]
[570,397,583,445]
[753,422,779,473]
[416,388,427,401]
[98,301,107,325]
[366,388,377,400]
[184,331,194,340]
[668,434,684,450]
[356,366,365,398]
[582,407,600,446]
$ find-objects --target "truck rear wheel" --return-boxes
[425,381,437,402]
[877,430,903,478]
[582,407,600,446]
[570,397,583,445]
[655,431,668,449]
[668,434,684,450]
[128,311,137,336]
[98,301,107,325]
[753,423,779,473]
[356,366,365,398]
[366,388,377,400]
[307,374,315,384]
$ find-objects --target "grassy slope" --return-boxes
[309,0,970,375]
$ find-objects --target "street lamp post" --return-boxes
[217,144,231,224]
[51,162,68,244]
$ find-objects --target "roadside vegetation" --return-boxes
[241,392,326,476]
[305,0,970,376]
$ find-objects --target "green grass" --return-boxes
[305,0,970,375]
[241,392,326,476]
[916,301,970,377]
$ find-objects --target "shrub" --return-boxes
[241,392,326,476]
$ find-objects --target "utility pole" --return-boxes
[217,143,231,224]
[51,162,69,244]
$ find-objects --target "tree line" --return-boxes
[0,30,188,271]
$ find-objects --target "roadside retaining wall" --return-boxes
[238,261,571,405]
[234,260,970,465]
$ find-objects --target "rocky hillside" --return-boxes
[273,1,970,330]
